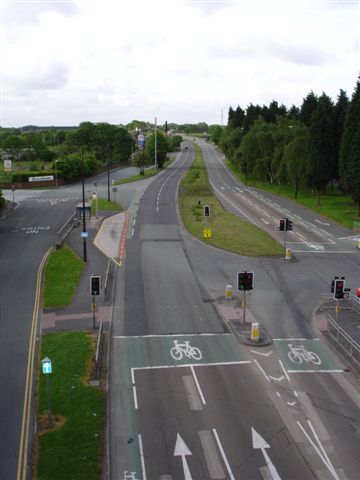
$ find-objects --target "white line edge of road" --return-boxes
[288,369,344,374]
[273,338,319,341]
[190,365,206,405]
[138,434,147,480]
[212,429,235,480]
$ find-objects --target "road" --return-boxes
[110,145,360,479]
[0,164,140,480]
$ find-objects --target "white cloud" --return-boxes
[1,0,359,126]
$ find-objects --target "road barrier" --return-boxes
[56,212,77,248]
[285,248,292,260]
[251,322,260,342]
[225,284,233,299]
[327,314,360,368]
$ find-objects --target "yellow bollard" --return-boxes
[251,323,260,342]
[285,248,292,260]
[335,304,341,314]
[225,285,233,300]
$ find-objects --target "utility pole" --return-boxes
[107,145,110,202]
[154,116,157,169]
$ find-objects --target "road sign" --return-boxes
[112,186,117,193]
[80,231,89,238]
[203,228,212,238]
[137,134,145,149]
[41,357,52,374]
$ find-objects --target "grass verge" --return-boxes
[91,196,122,214]
[226,160,359,229]
[115,167,158,184]
[43,246,84,308]
[179,144,283,256]
[35,332,105,480]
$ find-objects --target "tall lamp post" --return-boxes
[81,150,87,262]
[154,116,157,169]
[107,145,110,202]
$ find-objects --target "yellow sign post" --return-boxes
[203,228,212,238]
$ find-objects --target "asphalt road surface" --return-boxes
[110,145,360,480]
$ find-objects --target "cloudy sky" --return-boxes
[1,0,359,127]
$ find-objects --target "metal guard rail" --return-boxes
[327,314,360,368]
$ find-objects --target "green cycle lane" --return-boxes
[112,333,249,480]
[273,338,343,373]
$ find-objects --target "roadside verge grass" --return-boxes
[36,332,105,480]
[179,144,283,256]
[90,196,122,214]
[115,167,158,184]
[43,246,84,308]
[226,160,359,229]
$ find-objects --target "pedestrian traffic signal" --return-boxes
[237,271,254,291]
[279,219,286,231]
[204,205,210,217]
[334,279,344,300]
[286,219,293,231]
[90,275,101,296]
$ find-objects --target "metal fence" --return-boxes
[327,314,360,368]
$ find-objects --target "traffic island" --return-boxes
[228,319,272,346]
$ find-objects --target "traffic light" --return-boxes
[237,271,254,291]
[286,219,293,231]
[204,205,210,217]
[331,276,339,294]
[334,279,344,300]
[279,219,286,231]
[90,275,101,296]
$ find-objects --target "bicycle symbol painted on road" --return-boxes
[170,340,202,361]
[287,344,321,365]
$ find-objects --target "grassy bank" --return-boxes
[43,246,84,308]
[36,332,105,480]
[115,167,158,184]
[179,144,283,256]
[226,160,359,229]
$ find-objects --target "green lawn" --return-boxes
[43,246,84,308]
[226,160,359,229]
[36,332,105,480]
[115,167,158,184]
[90,196,122,214]
[179,145,283,256]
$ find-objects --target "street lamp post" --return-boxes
[55,160,58,188]
[107,146,110,202]
[81,151,87,262]
[154,116,157,169]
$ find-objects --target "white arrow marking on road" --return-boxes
[250,350,273,357]
[269,375,284,382]
[252,428,282,480]
[287,401,296,407]
[174,434,192,480]
[315,219,330,226]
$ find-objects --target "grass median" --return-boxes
[35,332,105,480]
[90,196,122,215]
[179,144,283,256]
[43,246,84,309]
[226,160,359,229]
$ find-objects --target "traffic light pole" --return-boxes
[243,290,247,324]
[92,295,96,329]
[284,228,287,253]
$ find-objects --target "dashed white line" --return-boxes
[138,434,147,480]
[190,365,206,405]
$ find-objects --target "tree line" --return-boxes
[209,77,360,214]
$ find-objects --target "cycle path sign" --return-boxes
[274,339,343,373]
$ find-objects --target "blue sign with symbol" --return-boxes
[42,357,52,374]
[80,231,89,238]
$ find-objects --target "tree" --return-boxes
[209,125,223,145]
[333,89,349,182]
[339,78,360,194]
[145,131,167,168]
[2,135,26,160]
[284,125,309,199]
[300,91,318,127]
[307,93,336,204]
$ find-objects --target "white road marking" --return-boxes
[314,219,330,226]
[212,429,235,480]
[183,376,203,410]
[250,350,273,357]
[254,359,271,383]
[276,392,281,398]
[130,361,251,372]
[288,369,343,373]
[260,218,270,225]
[297,420,340,480]
[190,365,206,405]
[293,390,298,397]
[279,360,291,382]
[133,386,138,409]
[113,333,232,338]
[138,434,147,480]
[287,401,296,407]
[252,428,282,480]
[174,434,193,480]
[273,338,318,341]
[269,375,284,382]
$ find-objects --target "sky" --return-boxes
[1,0,359,127]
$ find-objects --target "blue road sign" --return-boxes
[80,231,89,238]
[41,357,52,374]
